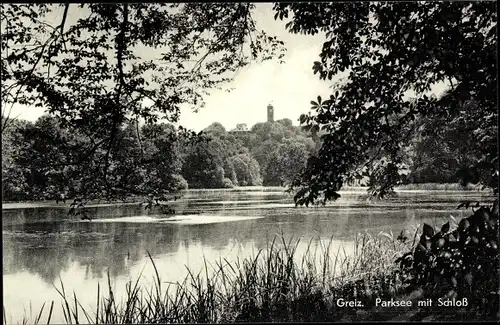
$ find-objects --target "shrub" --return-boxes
[222,177,234,188]
[223,158,238,185]
[11,202,499,323]
[396,199,499,320]
[172,174,188,191]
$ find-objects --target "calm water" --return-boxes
[2,187,494,323]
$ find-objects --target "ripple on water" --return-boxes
[91,215,160,223]
[90,214,264,225]
[161,215,263,225]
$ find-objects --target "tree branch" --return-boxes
[135,117,144,156]
[103,3,129,191]
[60,3,69,35]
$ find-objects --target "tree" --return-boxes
[1,3,285,202]
[293,135,317,156]
[203,122,227,138]
[227,153,261,186]
[7,115,96,200]
[280,140,309,186]
[135,122,186,194]
[233,131,259,149]
[2,118,32,200]
[403,96,497,188]
[223,157,238,186]
[276,118,293,128]
[263,139,309,187]
[181,134,227,188]
[273,2,497,206]
[404,113,477,184]
[251,139,279,174]
[250,122,287,142]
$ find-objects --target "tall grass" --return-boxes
[6,231,416,324]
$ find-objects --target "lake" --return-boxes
[2,187,495,324]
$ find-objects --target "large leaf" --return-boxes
[422,223,435,238]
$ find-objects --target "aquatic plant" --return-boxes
[396,200,499,320]
[7,203,499,323]
[5,232,406,324]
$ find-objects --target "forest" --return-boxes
[2,108,488,202]
[2,3,496,205]
[1,2,498,322]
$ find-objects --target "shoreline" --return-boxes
[5,227,497,323]
[1,185,493,210]
[3,190,498,323]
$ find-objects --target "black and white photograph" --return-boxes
[1,2,498,323]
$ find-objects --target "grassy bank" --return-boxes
[8,211,498,324]
[2,183,489,207]
[9,232,409,324]
[186,183,487,193]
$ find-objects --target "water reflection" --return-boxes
[2,188,495,323]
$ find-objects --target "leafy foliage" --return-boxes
[273,2,497,206]
[1,3,286,202]
[181,134,226,189]
[403,97,497,190]
[396,199,499,317]
[227,153,261,186]
[221,177,234,189]
[264,139,310,187]
[1,114,196,206]
[2,112,320,200]
[1,117,33,200]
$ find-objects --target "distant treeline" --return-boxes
[1,115,484,201]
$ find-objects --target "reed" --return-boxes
[7,230,416,324]
[6,204,498,324]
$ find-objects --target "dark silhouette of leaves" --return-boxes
[422,223,434,238]
[273,2,497,205]
[1,3,286,202]
[441,222,450,234]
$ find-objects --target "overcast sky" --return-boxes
[7,3,449,132]
[7,3,334,132]
[176,4,333,131]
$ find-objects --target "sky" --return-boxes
[176,4,332,131]
[5,3,333,132]
[5,3,450,132]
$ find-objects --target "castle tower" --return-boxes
[267,103,274,123]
